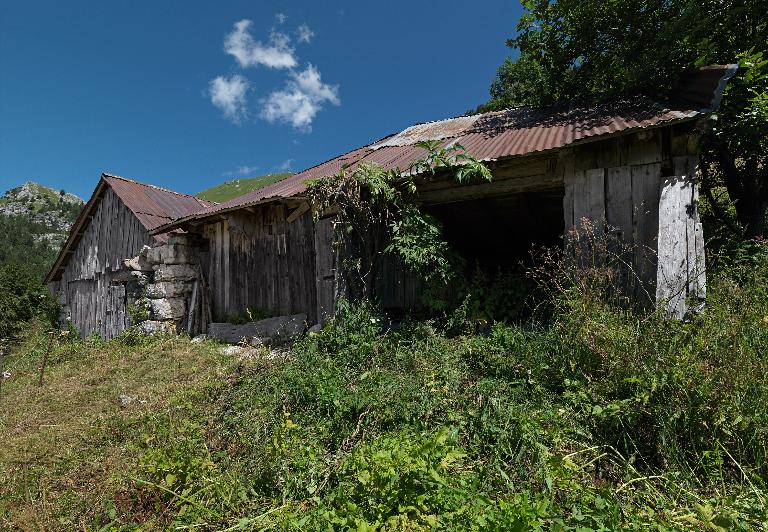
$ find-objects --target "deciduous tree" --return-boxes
[484,0,767,236]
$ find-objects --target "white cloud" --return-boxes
[224,19,297,69]
[275,12,287,24]
[261,64,340,131]
[296,24,314,43]
[209,74,249,123]
[223,165,259,177]
[277,159,294,171]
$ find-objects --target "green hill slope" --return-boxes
[197,173,292,203]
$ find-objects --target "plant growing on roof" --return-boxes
[307,141,491,303]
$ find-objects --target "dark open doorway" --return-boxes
[425,187,565,271]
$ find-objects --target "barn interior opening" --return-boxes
[425,187,565,273]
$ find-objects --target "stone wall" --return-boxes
[121,234,203,335]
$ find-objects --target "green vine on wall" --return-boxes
[307,141,491,304]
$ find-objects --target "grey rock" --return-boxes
[118,394,137,407]
[145,281,189,299]
[149,298,186,320]
[221,345,245,356]
[123,252,153,272]
[191,334,207,343]
[146,243,196,265]
[308,323,323,334]
[138,320,176,336]
[208,313,307,345]
[163,244,196,265]
[153,264,197,282]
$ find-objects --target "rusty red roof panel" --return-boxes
[157,64,737,229]
[103,174,213,230]
[46,174,214,283]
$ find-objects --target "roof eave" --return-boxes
[44,175,109,285]
[149,195,310,235]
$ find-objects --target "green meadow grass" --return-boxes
[2,242,768,529]
[196,173,292,203]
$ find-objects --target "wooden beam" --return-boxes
[418,173,562,205]
[287,202,310,223]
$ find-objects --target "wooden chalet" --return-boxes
[44,174,212,338]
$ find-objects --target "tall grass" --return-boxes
[3,238,768,529]
[121,241,768,529]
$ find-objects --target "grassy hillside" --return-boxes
[0,327,238,529]
[2,241,768,529]
[197,173,292,203]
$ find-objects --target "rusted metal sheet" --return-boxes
[157,64,736,230]
[103,174,213,229]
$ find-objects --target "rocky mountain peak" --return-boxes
[0,181,84,245]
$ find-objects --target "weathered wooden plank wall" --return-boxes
[201,204,318,323]
[53,187,154,338]
[656,155,705,318]
[561,127,704,311]
[313,216,336,323]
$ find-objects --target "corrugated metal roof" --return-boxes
[154,64,737,231]
[103,174,213,230]
[45,174,214,283]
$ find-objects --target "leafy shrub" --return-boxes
[0,264,58,340]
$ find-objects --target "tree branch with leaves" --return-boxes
[483,0,767,236]
[306,141,491,304]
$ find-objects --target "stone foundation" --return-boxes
[121,234,202,334]
[207,313,307,345]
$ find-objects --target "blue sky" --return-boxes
[0,1,522,199]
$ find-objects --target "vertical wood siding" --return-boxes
[49,188,154,338]
[562,128,705,311]
[202,204,318,323]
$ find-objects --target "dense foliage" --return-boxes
[484,0,768,236]
[0,215,61,281]
[0,264,58,341]
[307,141,491,303]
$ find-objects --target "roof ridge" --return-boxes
[102,173,211,205]
[395,106,527,131]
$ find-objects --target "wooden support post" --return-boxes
[656,156,704,318]
[38,331,55,387]
[187,280,199,335]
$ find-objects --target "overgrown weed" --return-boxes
[3,240,768,529]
